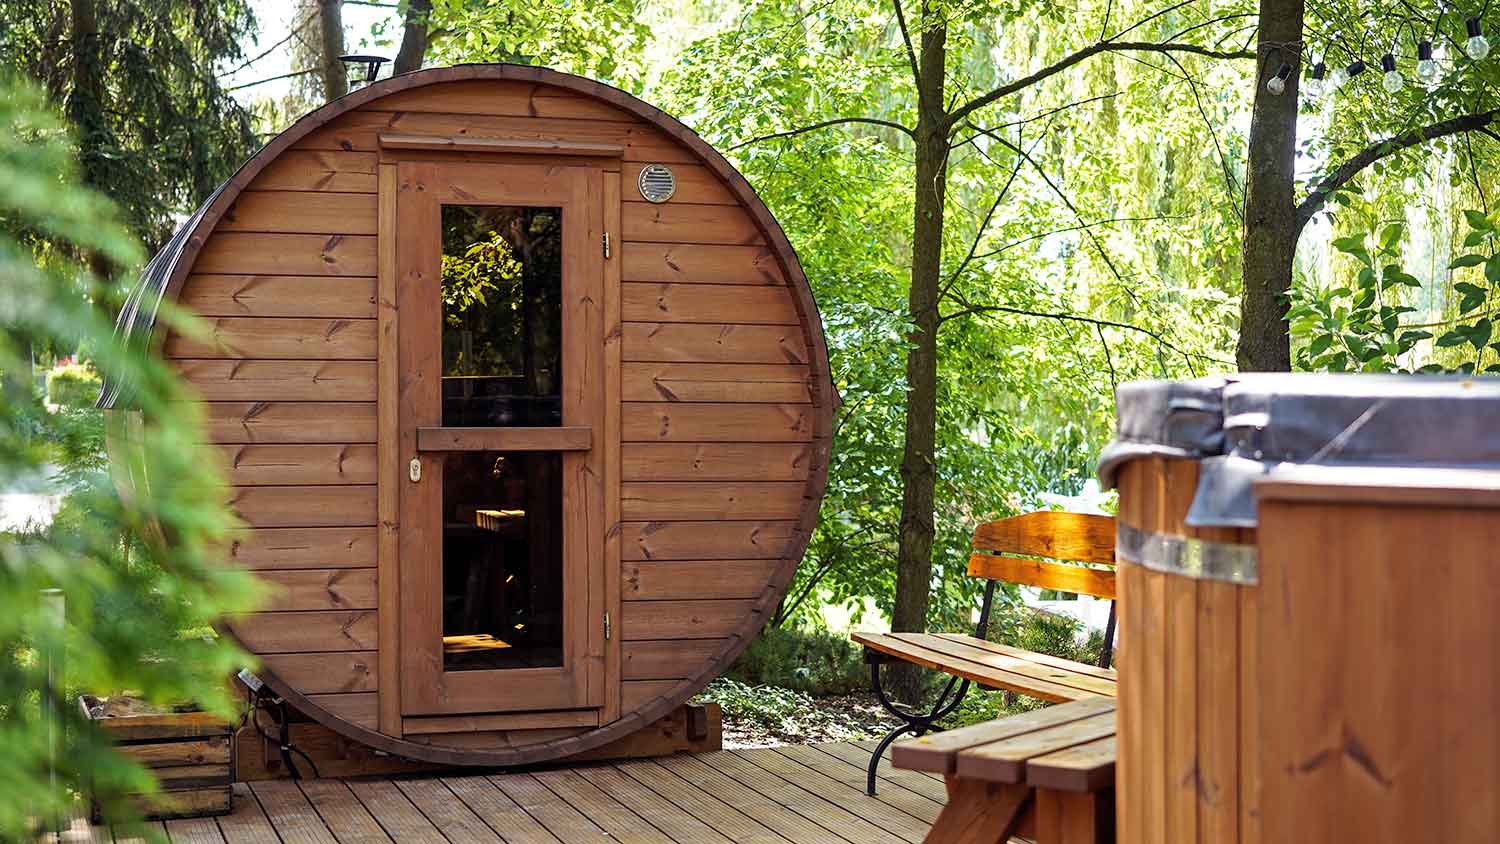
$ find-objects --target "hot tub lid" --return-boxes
[1098,373,1500,527]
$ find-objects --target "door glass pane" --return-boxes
[442,450,564,671]
[441,205,563,427]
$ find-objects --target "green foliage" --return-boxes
[1292,206,1500,374]
[424,0,654,90]
[46,363,102,408]
[0,76,263,838]
[724,624,868,696]
[0,0,258,249]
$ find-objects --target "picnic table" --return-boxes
[891,697,1116,844]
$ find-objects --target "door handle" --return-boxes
[409,456,422,483]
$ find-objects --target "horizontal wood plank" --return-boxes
[622,362,811,403]
[379,132,623,157]
[890,697,1116,773]
[621,680,678,712]
[296,111,694,162]
[227,527,378,570]
[623,163,736,205]
[620,599,759,640]
[622,203,763,246]
[623,323,808,364]
[621,639,724,680]
[200,402,377,444]
[179,275,377,319]
[621,521,800,561]
[220,191,377,235]
[416,426,591,452]
[195,233,378,276]
[973,513,1115,564]
[621,243,785,285]
[221,444,378,486]
[623,403,813,442]
[230,610,377,653]
[623,443,814,481]
[370,80,633,120]
[621,482,807,520]
[249,150,377,192]
[624,560,779,600]
[175,361,375,402]
[955,712,1118,784]
[229,485,377,528]
[402,710,599,735]
[967,554,1117,600]
[166,318,377,360]
[622,283,798,325]
[305,693,378,729]
[259,651,378,694]
[255,568,378,611]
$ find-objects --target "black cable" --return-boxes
[247,686,321,780]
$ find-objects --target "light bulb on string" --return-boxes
[1305,62,1328,98]
[1467,17,1491,60]
[1266,62,1293,95]
[1380,53,1404,92]
[1416,40,1441,85]
[1338,59,1367,91]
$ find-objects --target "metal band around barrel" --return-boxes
[1115,522,1258,585]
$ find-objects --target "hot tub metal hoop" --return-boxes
[1116,522,1258,584]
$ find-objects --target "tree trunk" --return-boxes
[67,0,106,191]
[889,12,949,704]
[393,0,432,75]
[317,0,348,102]
[68,0,113,277]
[1235,0,1305,372]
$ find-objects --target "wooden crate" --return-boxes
[80,696,235,821]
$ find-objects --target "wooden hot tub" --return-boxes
[1101,374,1500,843]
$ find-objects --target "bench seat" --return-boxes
[853,631,1116,703]
[893,697,1118,843]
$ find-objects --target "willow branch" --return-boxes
[730,116,916,150]
[1296,109,1500,230]
[945,40,1254,130]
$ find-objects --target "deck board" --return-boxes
[86,742,943,844]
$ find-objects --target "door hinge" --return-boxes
[602,231,611,259]
[604,611,612,641]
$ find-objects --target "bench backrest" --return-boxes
[968,511,1117,600]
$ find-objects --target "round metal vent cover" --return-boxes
[637,164,676,203]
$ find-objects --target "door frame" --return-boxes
[377,155,620,722]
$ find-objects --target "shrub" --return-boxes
[725,623,868,696]
[45,363,100,407]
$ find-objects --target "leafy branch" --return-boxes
[1296,109,1500,231]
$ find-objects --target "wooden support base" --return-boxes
[236,702,722,781]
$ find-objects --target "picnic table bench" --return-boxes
[852,512,1119,794]
[892,697,1117,843]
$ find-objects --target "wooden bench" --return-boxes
[852,512,1119,794]
[894,696,1117,843]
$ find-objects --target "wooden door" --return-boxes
[395,160,610,716]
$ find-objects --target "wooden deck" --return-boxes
[75,741,946,844]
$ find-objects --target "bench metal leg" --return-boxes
[865,660,972,796]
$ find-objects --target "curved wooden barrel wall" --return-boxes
[1113,457,1258,844]
[153,67,832,764]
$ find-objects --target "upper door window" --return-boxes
[441,205,564,427]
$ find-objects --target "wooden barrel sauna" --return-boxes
[99,64,834,766]
[1102,375,1500,843]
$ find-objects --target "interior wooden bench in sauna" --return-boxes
[852,511,1119,795]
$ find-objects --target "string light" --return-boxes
[1416,41,1441,85]
[1266,62,1294,95]
[1380,52,1404,91]
[1466,17,1491,60]
[1305,62,1329,98]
